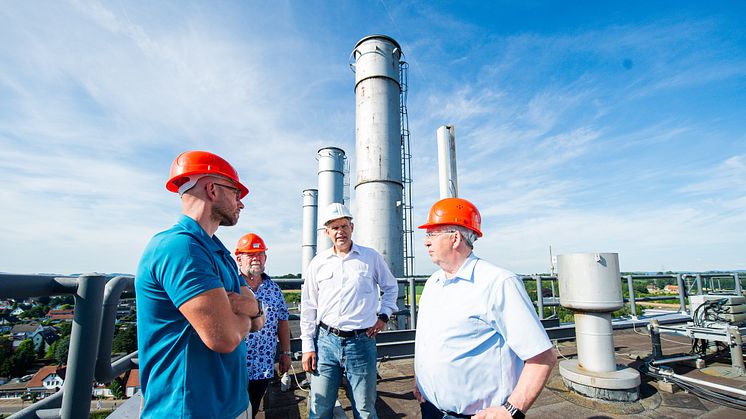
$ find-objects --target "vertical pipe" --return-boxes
[728,326,746,374]
[575,312,617,372]
[316,147,346,254]
[736,273,743,296]
[301,189,318,277]
[676,274,687,314]
[535,276,544,319]
[649,320,663,359]
[436,125,458,199]
[696,274,703,295]
[352,35,406,318]
[626,275,637,319]
[61,274,106,419]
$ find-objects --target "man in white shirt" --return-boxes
[414,198,557,419]
[301,203,399,419]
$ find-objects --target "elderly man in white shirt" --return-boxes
[414,198,557,419]
[301,203,399,419]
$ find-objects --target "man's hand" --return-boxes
[472,406,512,419]
[366,319,387,337]
[279,353,291,374]
[227,291,260,318]
[412,378,424,403]
[302,351,317,372]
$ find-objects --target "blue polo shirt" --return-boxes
[136,215,249,418]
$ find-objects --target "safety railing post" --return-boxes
[696,274,703,295]
[408,277,417,329]
[736,273,743,296]
[676,274,687,314]
[626,275,637,319]
[60,274,106,419]
[535,276,544,319]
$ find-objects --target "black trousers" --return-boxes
[420,399,472,419]
[248,378,270,417]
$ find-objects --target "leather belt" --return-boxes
[319,321,368,338]
[421,400,471,418]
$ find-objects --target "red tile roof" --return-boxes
[125,369,139,388]
[26,365,60,388]
[47,309,74,320]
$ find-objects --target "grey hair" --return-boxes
[453,225,478,249]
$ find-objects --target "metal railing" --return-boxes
[2,270,742,418]
[0,273,136,419]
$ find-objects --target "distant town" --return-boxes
[0,270,739,415]
[0,292,137,408]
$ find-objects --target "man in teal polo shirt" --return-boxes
[136,151,265,418]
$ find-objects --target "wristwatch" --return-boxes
[502,401,525,419]
[252,300,264,319]
[377,313,389,323]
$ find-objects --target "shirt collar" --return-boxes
[322,242,360,259]
[436,253,479,285]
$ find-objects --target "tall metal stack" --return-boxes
[436,125,458,199]
[316,147,346,254]
[301,188,318,277]
[351,35,406,321]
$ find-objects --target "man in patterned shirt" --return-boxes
[236,233,291,417]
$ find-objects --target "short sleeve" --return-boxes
[156,233,224,308]
[490,275,552,360]
[271,282,289,321]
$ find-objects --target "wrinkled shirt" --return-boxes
[415,254,552,415]
[244,274,289,380]
[300,243,398,353]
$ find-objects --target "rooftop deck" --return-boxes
[258,326,746,418]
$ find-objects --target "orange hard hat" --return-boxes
[235,233,268,255]
[418,197,483,237]
[166,150,249,198]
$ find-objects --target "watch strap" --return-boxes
[502,401,525,419]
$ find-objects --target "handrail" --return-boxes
[95,276,135,382]
[0,273,137,419]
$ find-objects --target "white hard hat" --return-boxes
[322,202,353,226]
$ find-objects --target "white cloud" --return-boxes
[0,1,744,276]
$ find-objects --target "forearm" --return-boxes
[181,288,252,353]
[278,320,290,352]
[507,348,557,411]
[299,282,318,352]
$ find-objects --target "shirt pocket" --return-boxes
[349,268,375,295]
[316,270,334,292]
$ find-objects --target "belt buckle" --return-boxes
[331,326,341,336]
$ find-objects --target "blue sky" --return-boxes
[1,1,745,276]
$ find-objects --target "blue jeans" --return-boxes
[308,327,378,419]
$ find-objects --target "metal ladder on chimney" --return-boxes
[399,61,415,289]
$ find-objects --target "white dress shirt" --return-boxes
[300,243,399,353]
[415,253,552,415]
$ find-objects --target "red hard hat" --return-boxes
[418,197,483,237]
[235,233,268,255]
[166,150,249,198]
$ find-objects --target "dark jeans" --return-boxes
[248,378,270,417]
[420,399,471,419]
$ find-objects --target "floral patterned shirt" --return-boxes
[244,273,289,380]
